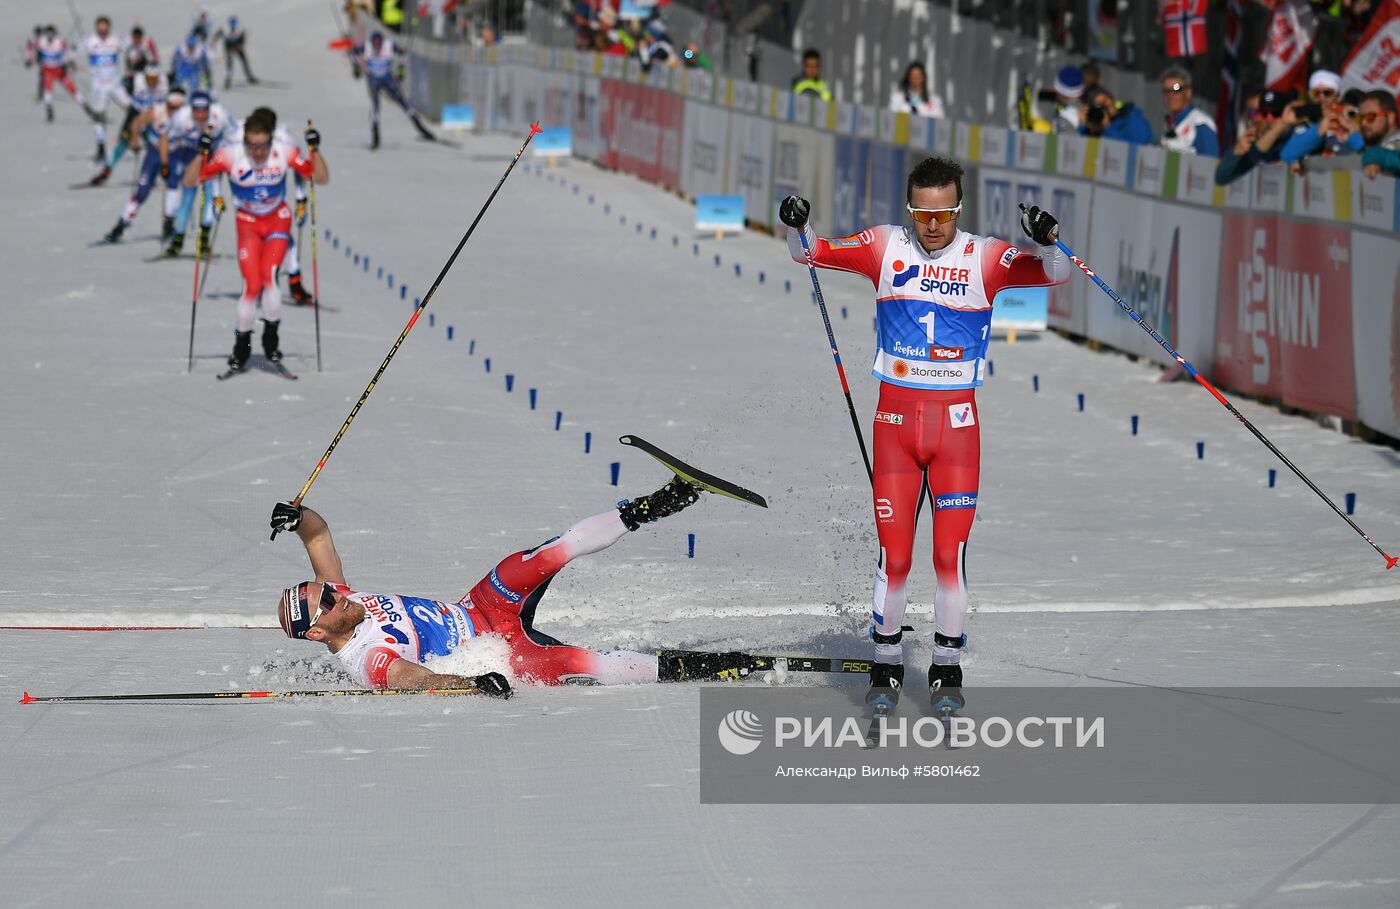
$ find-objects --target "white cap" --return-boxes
[1308,70,1341,93]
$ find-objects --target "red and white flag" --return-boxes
[1261,0,1317,93]
[1341,0,1400,93]
[1161,0,1209,58]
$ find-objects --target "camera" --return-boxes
[1295,102,1324,122]
[1086,104,1110,130]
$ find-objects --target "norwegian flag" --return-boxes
[1162,0,1209,58]
[1218,0,1244,142]
[1261,0,1317,93]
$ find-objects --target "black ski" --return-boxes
[619,435,767,508]
[215,361,297,381]
[144,252,225,263]
[657,649,870,682]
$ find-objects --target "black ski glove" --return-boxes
[197,129,214,157]
[304,126,321,150]
[270,501,303,536]
[779,195,810,229]
[1019,204,1059,246]
[475,672,513,698]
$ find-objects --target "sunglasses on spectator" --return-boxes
[1313,88,1338,98]
[1360,111,1387,124]
[1162,82,1186,93]
[907,204,962,224]
[310,583,337,627]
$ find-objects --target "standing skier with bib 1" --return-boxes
[779,156,1070,714]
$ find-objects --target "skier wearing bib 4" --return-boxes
[270,476,758,689]
[99,88,183,243]
[780,156,1070,713]
[185,107,328,371]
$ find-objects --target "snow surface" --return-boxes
[2,1,1399,906]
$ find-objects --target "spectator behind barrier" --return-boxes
[1159,65,1219,156]
[637,18,676,72]
[1281,84,1366,167]
[1360,90,1400,177]
[1079,85,1154,145]
[890,62,945,118]
[1050,64,1085,133]
[1214,89,1295,185]
[793,48,832,101]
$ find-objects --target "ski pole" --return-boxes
[186,138,211,373]
[21,682,508,704]
[1038,204,1398,570]
[307,121,322,373]
[272,123,543,539]
[196,195,223,299]
[796,227,874,482]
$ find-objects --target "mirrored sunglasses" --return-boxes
[907,204,962,224]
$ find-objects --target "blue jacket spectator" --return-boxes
[1280,121,1363,163]
[1079,88,1154,145]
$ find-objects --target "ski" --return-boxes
[145,252,225,263]
[426,134,461,150]
[657,648,869,682]
[619,435,767,508]
[217,361,298,381]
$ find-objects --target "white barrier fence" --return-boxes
[419,42,1400,440]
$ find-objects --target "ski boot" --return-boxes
[370,123,380,150]
[261,320,282,364]
[865,624,912,713]
[161,215,175,242]
[866,661,904,715]
[657,650,755,682]
[929,663,965,715]
[164,233,184,258]
[227,330,252,372]
[616,476,701,530]
[287,272,313,305]
[46,105,54,123]
[197,225,212,260]
[929,631,967,716]
[411,114,436,142]
[93,140,106,164]
[102,220,126,244]
[89,165,111,186]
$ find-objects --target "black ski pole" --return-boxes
[271,124,543,539]
[796,227,873,482]
[186,138,211,373]
[1041,203,1397,570]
